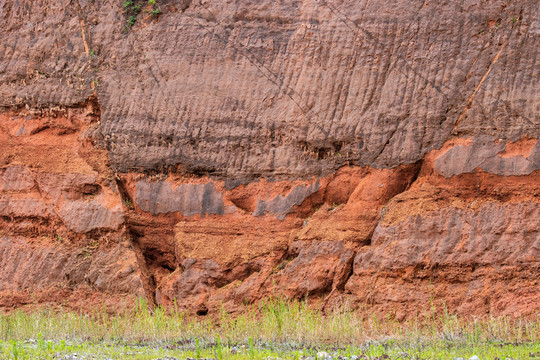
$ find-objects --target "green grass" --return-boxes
[0,297,539,359]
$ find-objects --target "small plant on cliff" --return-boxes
[123,0,142,29]
[331,203,341,210]
[126,15,137,27]
[124,199,133,209]
[123,0,161,30]
[147,0,161,17]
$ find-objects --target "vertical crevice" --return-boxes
[129,232,158,306]
[338,251,356,292]
[116,177,179,306]
[115,177,158,306]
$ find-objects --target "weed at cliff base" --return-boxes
[0,297,539,358]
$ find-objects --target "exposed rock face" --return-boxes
[135,181,224,216]
[2,0,539,177]
[0,236,144,295]
[253,181,320,219]
[435,137,540,177]
[59,198,124,233]
[348,202,540,318]
[0,0,539,317]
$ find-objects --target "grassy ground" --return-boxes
[1,297,539,359]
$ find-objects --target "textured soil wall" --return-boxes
[0,0,539,316]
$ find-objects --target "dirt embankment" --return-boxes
[0,0,539,317]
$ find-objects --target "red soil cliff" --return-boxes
[0,0,539,317]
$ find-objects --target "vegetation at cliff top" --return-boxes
[123,0,161,30]
[1,297,539,359]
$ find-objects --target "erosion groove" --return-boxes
[0,0,539,318]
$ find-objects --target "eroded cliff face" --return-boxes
[0,0,539,316]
